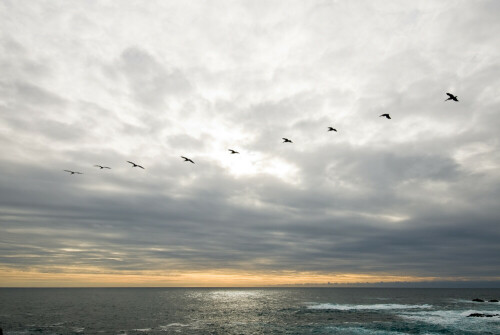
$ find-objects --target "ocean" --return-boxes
[0,288,498,334]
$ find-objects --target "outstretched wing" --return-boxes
[126,161,134,165]
[446,93,454,98]
[63,170,72,173]
[137,165,145,169]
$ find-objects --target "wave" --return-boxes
[307,303,433,310]
[400,309,500,333]
[159,323,191,328]
[450,298,500,304]
[325,325,438,335]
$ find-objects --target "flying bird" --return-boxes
[380,114,391,119]
[282,138,293,143]
[228,149,239,154]
[64,170,83,175]
[445,93,459,102]
[181,156,195,164]
[94,165,111,169]
[327,127,337,132]
[126,161,145,169]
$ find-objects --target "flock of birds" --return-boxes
[63,92,459,175]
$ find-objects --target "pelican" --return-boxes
[380,114,391,119]
[94,165,111,169]
[282,138,293,143]
[126,161,145,169]
[64,170,83,175]
[181,156,195,164]
[445,93,459,102]
[327,127,337,132]
[228,149,239,154]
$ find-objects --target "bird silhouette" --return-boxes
[380,114,391,119]
[228,149,240,154]
[94,165,111,169]
[327,127,337,132]
[445,93,459,102]
[181,156,195,164]
[282,138,293,143]
[64,170,83,175]
[126,161,145,169]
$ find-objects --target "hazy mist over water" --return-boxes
[1,288,499,334]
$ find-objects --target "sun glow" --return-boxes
[0,266,456,287]
[215,150,300,184]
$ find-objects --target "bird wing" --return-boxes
[127,161,135,165]
[387,115,391,119]
[446,93,454,98]
[138,165,145,169]
[104,167,111,169]
[64,170,72,173]
[189,160,195,164]
[76,172,83,174]
[181,156,188,160]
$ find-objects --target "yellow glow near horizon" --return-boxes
[0,266,481,287]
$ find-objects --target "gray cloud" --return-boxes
[0,0,499,284]
[118,47,192,108]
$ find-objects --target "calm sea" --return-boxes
[0,288,498,334]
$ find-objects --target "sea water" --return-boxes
[0,288,498,334]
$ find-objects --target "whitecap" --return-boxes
[400,309,500,333]
[450,298,500,304]
[307,303,433,310]
[159,323,190,328]
[325,325,418,335]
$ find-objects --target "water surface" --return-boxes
[0,288,499,334]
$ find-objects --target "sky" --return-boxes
[0,0,499,287]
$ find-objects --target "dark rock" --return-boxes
[468,313,485,317]
[489,299,499,302]
[472,298,484,302]
[467,313,499,317]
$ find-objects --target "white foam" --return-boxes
[160,323,190,328]
[325,326,416,335]
[133,329,152,332]
[307,303,433,310]
[450,298,500,304]
[400,309,500,331]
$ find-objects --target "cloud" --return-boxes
[0,0,499,285]
[117,47,192,108]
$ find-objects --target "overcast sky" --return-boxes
[1,0,499,286]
